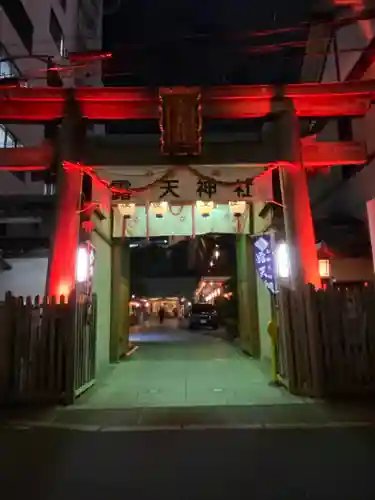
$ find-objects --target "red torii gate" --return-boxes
[0,79,374,121]
[0,80,373,297]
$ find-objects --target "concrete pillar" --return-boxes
[276,98,320,289]
[110,239,130,361]
[47,90,85,297]
[236,227,260,357]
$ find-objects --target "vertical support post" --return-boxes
[0,292,13,401]
[63,290,78,405]
[236,211,260,357]
[110,239,130,362]
[46,90,86,297]
[277,98,320,289]
[47,165,82,297]
[366,199,375,274]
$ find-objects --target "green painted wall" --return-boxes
[253,202,273,361]
[92,214,112,377]
[256,276,272,361]
[110,241,130,361]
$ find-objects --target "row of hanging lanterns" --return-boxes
[118,202,169,219]
[117,201,248,219]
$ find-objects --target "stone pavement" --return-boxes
[2,323,375,430]
[73,323,306,409]
[2,426,375,499]
[3,401,375,431]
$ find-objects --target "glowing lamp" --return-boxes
[58,283,71,298]
[150,202,168,218]
[81,220,95,233]
[197,201,214,218]
[118,203,136,219]
[76,246,89,283]
[275,242,290,279]
[319,259,331,278]
[229,201,247,217]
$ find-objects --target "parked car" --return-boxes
[188,303,219,330]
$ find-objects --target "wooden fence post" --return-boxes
[63,290,77,405]
[278,287,298,394]
[303,284,324,397]
[0,292,14,401]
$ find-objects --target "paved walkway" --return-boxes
[2,426,375,500]
[73,322,306,409]
[3,322,375,429]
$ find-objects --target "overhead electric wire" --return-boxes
[0,6,374,51]
[13,41,371,83]
[1,6,374,84]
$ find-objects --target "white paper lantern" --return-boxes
[319,259,331,278]
[196,201,214,218]
[276,242,290,279]
[150,202,168,218]
[118,203,136,219]
[229,201,247,217]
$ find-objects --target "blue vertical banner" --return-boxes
[253,234,276,294]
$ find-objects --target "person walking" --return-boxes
[158,305,165,324]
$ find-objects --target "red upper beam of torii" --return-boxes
[0,80,374,122]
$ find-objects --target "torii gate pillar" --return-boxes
[110,240,131,361]
[277,98,321,289]
[47,91,85,297]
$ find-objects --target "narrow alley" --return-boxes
[73,320,306,409]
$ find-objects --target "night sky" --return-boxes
[103,0,317,86]
[102,0,318,277]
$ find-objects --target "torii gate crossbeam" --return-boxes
[0,79,374,122]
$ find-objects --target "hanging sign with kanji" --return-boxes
[253,234,276,294]
[159,87,202,156]
[106,165,265,204]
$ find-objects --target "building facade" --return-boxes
[0,0,103,259]
[0,0,103,192]
[300,2,375,268]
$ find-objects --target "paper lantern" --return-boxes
[196,201,214,218]
[150,201,168,218]
[275,242,290,279]
[118,203,136,219]
[319,259,331,278]
[81,220,95,233]
[229,201,247,217]
[76,246,89,283]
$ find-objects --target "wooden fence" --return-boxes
[279,284,375,397]
[73,293,97,398]
[0,291,97,405]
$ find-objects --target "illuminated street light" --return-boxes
[275,242,290,279]
[76,246,89,283]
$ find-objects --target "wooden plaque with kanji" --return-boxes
[159,87,202,156]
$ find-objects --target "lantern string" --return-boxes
[145,202,150,240]
[122,216,127,240]
[63,160,289,198]
[76,201,99,214]
[191,204,196,239]
[169,205,184,216]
